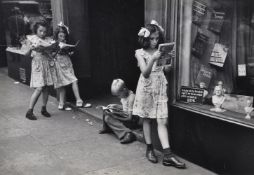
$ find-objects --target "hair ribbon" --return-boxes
[138,27,150,38]
[58,21,70,34]
[150,20,164,32]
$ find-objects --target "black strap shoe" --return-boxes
[41,107,51,118]
[120,132,136,144]
[163,154,186,169]
[146,149,158,163]
[26,110,37,120]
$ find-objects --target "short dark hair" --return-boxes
[138,24,164,49]
[53,26,69,41]
[33,20,48,34]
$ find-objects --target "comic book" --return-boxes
[59,40,80,49]
[97,104,129,120]
[156,42,175,67]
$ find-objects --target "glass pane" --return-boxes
[2,0,52,47]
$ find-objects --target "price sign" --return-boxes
[180,86,204,103]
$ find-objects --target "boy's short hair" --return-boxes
[111,79,125,96]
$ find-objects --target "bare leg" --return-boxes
[72,80,82,101]
[28,87,43,109]
[26,87,43,120]
[42,86,49,107]
[157,118,186,168]
[143,118,152,144]
[157,118,170,149]
[41,86,51,117]
[58,87,66,106]
[144,118,158,163]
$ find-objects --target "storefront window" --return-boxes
[2,0,52,47]
[177,0,254,119]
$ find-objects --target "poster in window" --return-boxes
[209,43,228,67]
[192,32,209,58]
[195,65,213,88]
[208,10,226,34]
[192,0,207,26]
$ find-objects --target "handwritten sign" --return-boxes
[180,86,204,103]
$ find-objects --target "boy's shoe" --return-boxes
[99,127,112,134]
[41,107,51,118]
[99,123,112,134]
[146,149,158,163]
[120,132,136,144]
[162,154,186,169]
[26,110,37,120]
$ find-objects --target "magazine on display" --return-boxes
[209,43,228,67]
[192,32,209,58]
[195,65,213,88]
[156,42,175,67]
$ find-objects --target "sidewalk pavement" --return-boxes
[0,68,217,175]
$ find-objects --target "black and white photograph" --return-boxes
[0,0,254,175]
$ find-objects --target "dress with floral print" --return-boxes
[28,35,54,88]
[133,49,168,119]
[51,50,77,88]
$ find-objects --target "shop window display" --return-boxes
[177,0,254,122]
[2,0,52,47]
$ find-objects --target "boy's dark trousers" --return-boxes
[102,110,140,140]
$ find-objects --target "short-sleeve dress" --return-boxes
[28,35,54,88]
[51,48,77,89]
[132,49,168,119]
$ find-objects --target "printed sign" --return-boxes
[180,86,204,103]
[238,64,247,77]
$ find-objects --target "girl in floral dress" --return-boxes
[52,22,91,110]
[133,20,186,168]
[25,21,54,120]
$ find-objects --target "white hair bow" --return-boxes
[150,20,164,32]
[138,27,150,38]
[58,21,70,34]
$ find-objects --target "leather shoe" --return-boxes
[41,108,51,118]
[146,149,158,163]
[26,110,37,120]
[120,132,136,144]
[163,154,186,169]
[99,127,112,134]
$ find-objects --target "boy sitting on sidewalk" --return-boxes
[99,79,140,144]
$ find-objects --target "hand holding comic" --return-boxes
[156,42,175,67]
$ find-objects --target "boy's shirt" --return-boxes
[120,90,135,114]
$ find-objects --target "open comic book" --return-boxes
[156,42,175,67]
[59,40,80,49]
[96,104,130,120]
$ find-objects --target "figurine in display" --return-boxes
[244,99,253,120]
[217,81,226,95]
[199,82,208,98]
[210,85,226,112]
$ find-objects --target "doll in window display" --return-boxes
[244,99,253,119]
[210,85,226,112]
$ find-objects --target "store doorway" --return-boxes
[88,0,144,96]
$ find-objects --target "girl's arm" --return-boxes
[135,50,160,78]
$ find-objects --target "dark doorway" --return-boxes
[88,0,144,96]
